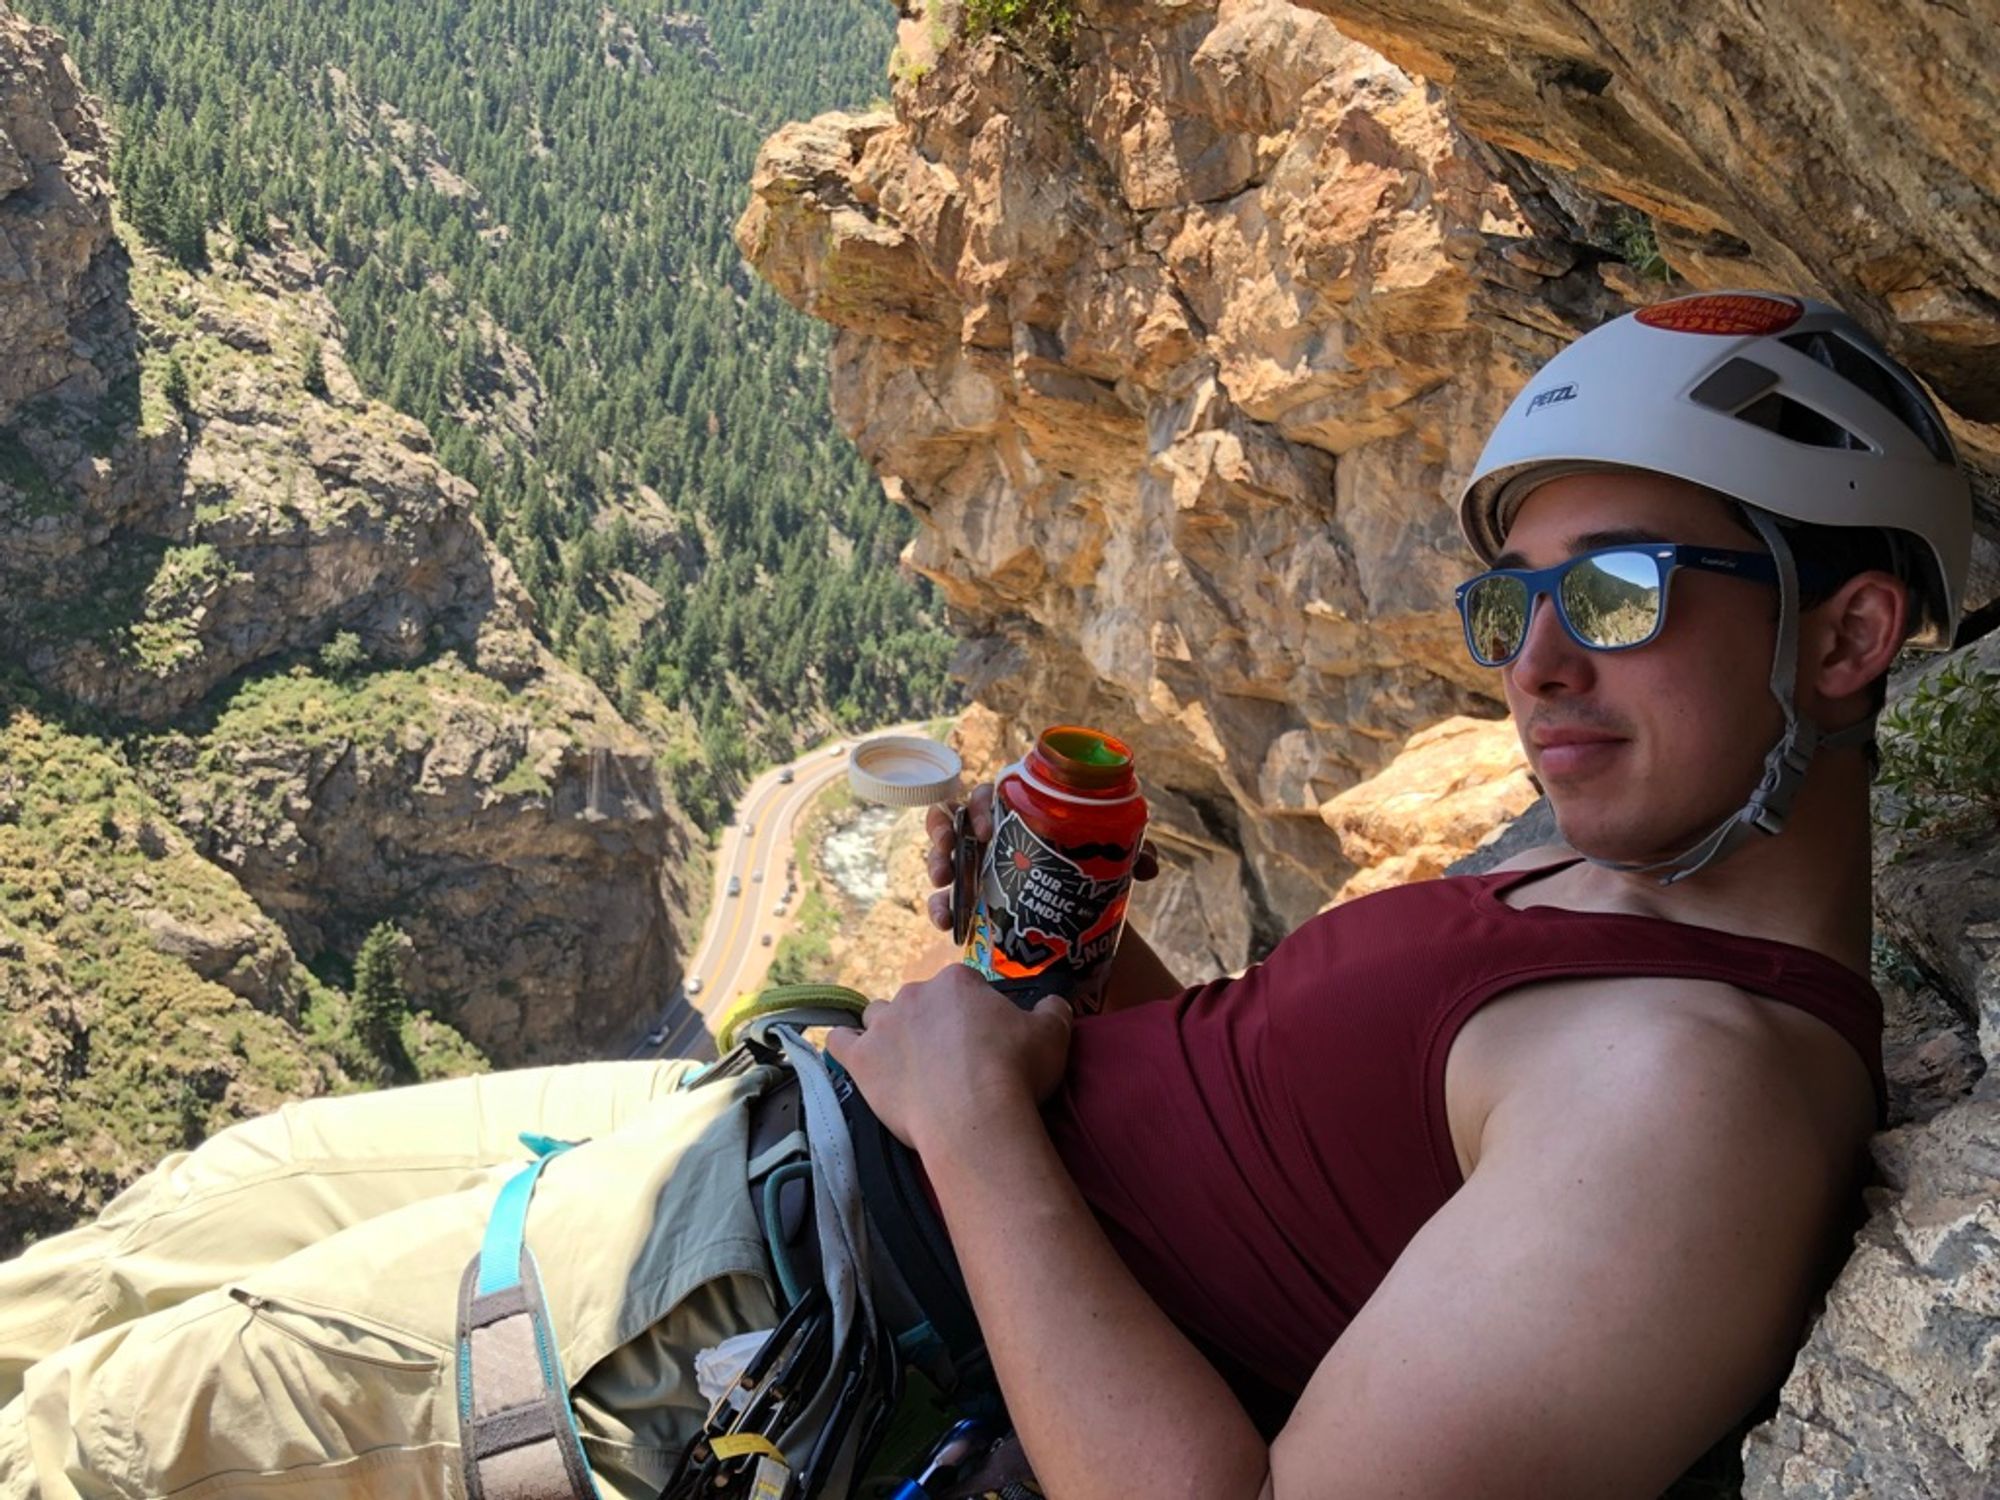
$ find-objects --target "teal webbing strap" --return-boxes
[476,1135,574,1297]
[457,1134,599,1500]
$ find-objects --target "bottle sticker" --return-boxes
[977,806,1134,980]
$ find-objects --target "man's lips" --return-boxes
[1530,729,1625,749]
[1530,729,1626,777]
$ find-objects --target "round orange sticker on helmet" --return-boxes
[1635,293,1804,337]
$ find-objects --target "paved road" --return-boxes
[637,720,933,1061]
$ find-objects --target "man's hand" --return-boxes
[921,783,1179,1012]
[923,782,1159,933]
[822,965,1072,1153]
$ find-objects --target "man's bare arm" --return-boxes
[887,974,1864,1500]
[920,1086,1269,1500]
[1267,988,1867,1498]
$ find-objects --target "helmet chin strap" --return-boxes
[1585,509,1877,887]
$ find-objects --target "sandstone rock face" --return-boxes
[1742,855,2000,1495]
[1736,638,2000,1500]
[742,0,1641,980]
[1320,713,1534,902]
[1289,0,2000,473]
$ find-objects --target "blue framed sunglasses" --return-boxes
[1455,544,1792,668]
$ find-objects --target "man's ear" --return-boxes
[1803,570,1907,704]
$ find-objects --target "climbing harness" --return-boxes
[455,984,1041,1500]
[456,1133,601,1500]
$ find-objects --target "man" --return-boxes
[0,291,1973,1499]
[828,291,1969,1498]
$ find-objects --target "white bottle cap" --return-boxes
[846,734,964,807]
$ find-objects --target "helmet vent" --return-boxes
[1689,357,1779,413]
[1778,330,1954,464]
[1733,391,1873,453]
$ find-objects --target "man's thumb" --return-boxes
[1032,993,1074,1030]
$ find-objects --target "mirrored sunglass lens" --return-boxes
[1561,551,1662,647]
[1465,576,1528,664]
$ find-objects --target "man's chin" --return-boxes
[1546,802,1691,870]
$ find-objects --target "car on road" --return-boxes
[727,876,741,896]
[827,743,845,757]
[778,768,794,784]
[761,932,773,947]
[686,975,702,996]
[752,870,763,883]
[773,902,786,918]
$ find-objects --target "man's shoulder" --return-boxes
[1449,969,1876,1178]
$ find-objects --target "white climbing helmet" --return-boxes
[1455,291,1974,885]
[1460,291,1971,649]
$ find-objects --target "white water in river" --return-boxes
[819,805,900,903]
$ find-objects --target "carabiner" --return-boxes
[659,1287,830,1500]
[890,1418,995,1499]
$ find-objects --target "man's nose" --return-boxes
[1508,592,1592,696]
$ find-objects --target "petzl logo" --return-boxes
[1527,383,1578,414]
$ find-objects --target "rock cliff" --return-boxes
[0,3,700,1243]
[0,8,116,422]
[742,1,1999,1491]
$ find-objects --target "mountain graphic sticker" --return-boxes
[980,806,1133,971]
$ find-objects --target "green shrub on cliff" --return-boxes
[1607,210,1673,283]
[161,353,191,409]
[299,333,328,398]
[317,630,367,679]
[963,0,1078,56]
[1879,652,2000,835]
[348,921,412,1079]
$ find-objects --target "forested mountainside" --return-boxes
[0,0,945,1249]
[23,0,956,828]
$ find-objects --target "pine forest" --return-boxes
[26,0,960,829]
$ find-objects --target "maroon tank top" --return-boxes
[1041,860,1885,1400]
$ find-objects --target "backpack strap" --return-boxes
[456,1135,600,1500]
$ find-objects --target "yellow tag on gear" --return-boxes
[709,1432,786,1463]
